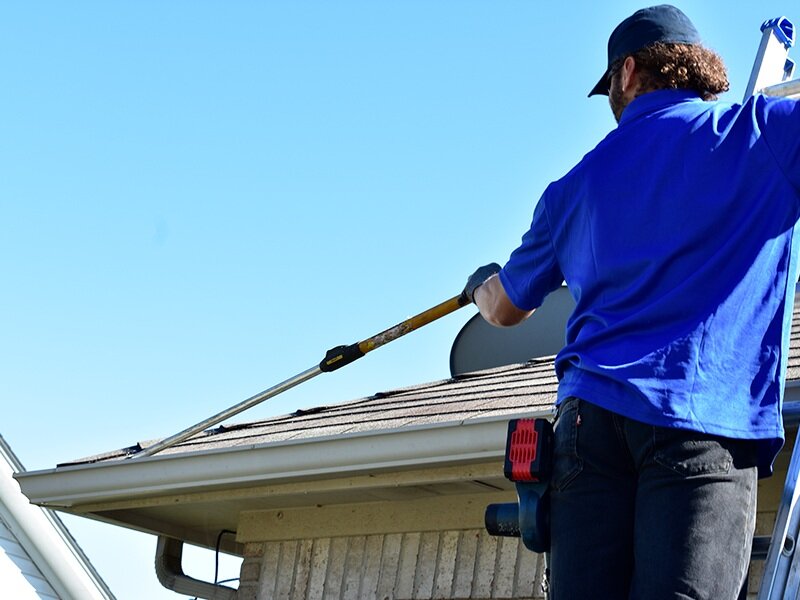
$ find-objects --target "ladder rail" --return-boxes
[758,403,800,599]
[745,16,799,599]
[742,17,796,100]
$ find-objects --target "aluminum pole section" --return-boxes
[130,294,469,459]
[742,17,795,100]
[131,365,321,459]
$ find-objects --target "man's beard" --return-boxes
[609,74,627,123]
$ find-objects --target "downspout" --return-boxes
[155,536,237,600]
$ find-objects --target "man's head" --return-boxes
[593,5,730,121]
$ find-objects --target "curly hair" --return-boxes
[611,42,730,100]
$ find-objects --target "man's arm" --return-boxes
[473,273,533,327]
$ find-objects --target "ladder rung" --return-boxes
[762,79,800,97]
[752,536,772,561]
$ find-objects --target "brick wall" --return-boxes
[237,529,545,600]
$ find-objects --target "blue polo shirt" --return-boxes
[499,89,800,476]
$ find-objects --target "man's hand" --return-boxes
[462,263,502,304]
[464,263,534,327]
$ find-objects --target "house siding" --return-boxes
[238,529,545,600]
[0,517,60,599]
[236,495,785,599]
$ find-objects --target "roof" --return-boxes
[63,358,558,466]
[14,290,800,553]
[14,358,560,554]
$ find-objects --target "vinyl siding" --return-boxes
[0,517,59,599]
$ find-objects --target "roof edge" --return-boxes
[16,410,549,509]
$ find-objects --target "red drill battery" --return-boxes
[503,418,553,482]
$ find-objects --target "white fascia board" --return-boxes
[0,438,115,600]
[16,411,547,510]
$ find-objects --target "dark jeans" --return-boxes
[549,397,758,600]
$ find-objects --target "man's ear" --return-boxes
[621,56,637,93]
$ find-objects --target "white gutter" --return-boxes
[0,435,115,600]
[17,395,800,510]
[16,413,546,509]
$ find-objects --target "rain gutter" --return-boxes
[15,413,544,509]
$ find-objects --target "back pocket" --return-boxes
[653,428,734,476]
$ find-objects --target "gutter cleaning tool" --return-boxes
[130,292,470,459]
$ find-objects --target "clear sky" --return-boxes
[1,1,797,598]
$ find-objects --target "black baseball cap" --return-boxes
[589,5,701,97]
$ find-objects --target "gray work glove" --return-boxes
[462,263,502,304]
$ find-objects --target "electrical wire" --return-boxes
[188,529,238,600]
[214,529,237,584]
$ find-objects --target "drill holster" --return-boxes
[484,418,553,553]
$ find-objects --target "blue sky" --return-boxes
[1,2,797,598]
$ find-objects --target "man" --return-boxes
[464,5,800,600]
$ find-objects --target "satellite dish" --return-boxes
[449,286,575,376]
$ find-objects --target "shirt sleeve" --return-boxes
[759,96,800,195]
[498,195,564,311]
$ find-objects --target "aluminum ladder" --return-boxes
[748,17,800,599]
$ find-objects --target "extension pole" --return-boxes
[130,293,470,459]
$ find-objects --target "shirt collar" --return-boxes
[618,89,703,125]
